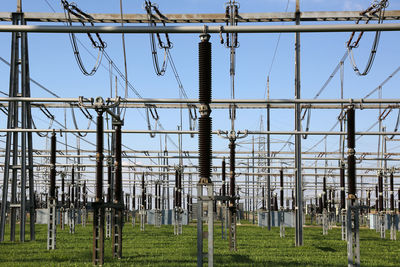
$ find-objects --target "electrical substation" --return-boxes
[1,0,400,266]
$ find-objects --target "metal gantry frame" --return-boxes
[0,2,399,267]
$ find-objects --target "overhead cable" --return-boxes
[347,0,389,76]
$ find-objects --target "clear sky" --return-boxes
[0,0,399,203]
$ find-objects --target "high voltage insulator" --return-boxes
[340,162,345,210]
[49,132,56,199]
[198,33,212,184]
[229,140,236,208]
[280,169,284,208]
[378,171,383,212]
[141,173,146,210]
[222,158,226,202]
[390,171,394,211]
[347,107,356,199]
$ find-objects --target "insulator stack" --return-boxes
[390,172,394,212]
[61,173,65,206]
[71,166,75,206]
[398,188,400,212]
[155,183,158,210]
[261,186,265,210]
[107,162,112,203]
[67,186,71,207]
[199,38,212,103]
[340,162,345,210]
[222,158,226,199]
[323,176,327,209]
[318,196,323,214]
[375,185,378,210]
[378,172,383,212]
[291,189,295,211]
[367,190,371,212]
[114,124,122,204]
[49,132,56,199]
[132,184,135,210]
[229,140,235,208]
[198,34,212,184]
[179,172,182,208]
[141,173,146,210]
[76,186,80,208]
[347,107,356,198]
[83,181,87,206]
[148,194,152,210]
[175,169,178,207]
[280,169,284,208]
[273,194,278,211]
[95,111,104,202]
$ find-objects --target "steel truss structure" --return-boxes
[0,1,400,266]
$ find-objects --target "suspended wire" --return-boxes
[265,0,290,79]
[389,109,400,139]
[43,0,56,12]
[61,0,106,76]
[144,1,172,76]
[301,51,349,140]
[347,0,388,76]
[167,50,188,99]
[364,65,400,98]
[39,0,150,175]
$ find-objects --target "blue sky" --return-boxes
[0,0,399,202]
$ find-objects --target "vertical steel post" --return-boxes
[93,110,104,265]
[294,0,303,246]
[0,11,34,243]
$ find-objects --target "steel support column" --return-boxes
[0,11,35,243]
[294,0,303,247]
[93,110,105,265]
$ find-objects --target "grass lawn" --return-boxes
[0,222,399,266]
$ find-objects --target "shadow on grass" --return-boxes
[215,253,254,265]
[314,245,337,252]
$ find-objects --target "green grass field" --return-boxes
[0,222,399,266]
